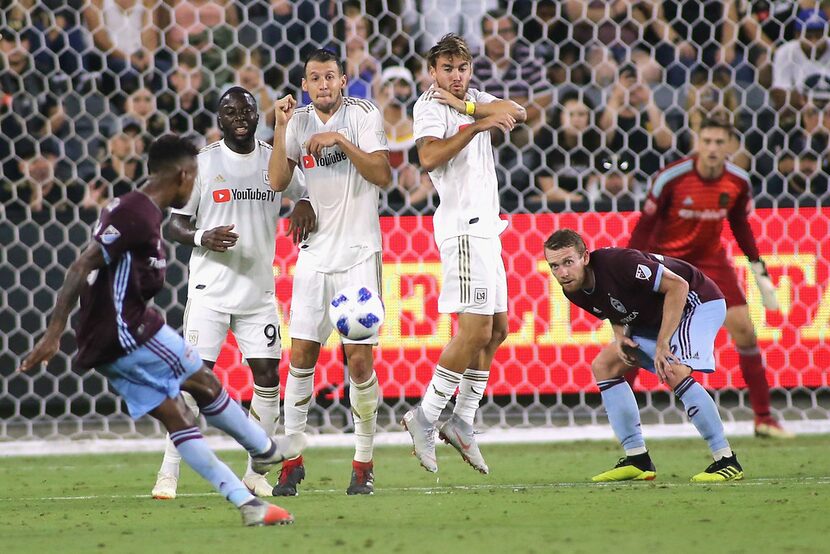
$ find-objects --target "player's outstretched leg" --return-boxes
[152,391,200,499]
[183,369,306,473]
[150,396,294,526]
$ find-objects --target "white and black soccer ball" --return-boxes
[329,286,385,341]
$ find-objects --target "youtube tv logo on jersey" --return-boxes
[302,155,316,169]
[213,189,231,203]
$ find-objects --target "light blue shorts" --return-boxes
[98,325,203,419]
[630,298,726,374]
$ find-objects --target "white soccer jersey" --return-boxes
[172,139,307,314]
[772,39,830,94]
[413,86,508,247]
[285,97,388,273]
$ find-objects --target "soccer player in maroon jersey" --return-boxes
[544,229,744,482]
[626,117,793,438]
[17,135,304,526]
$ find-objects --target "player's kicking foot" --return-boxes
[239,498,294,526]
[250,433,307,475]
[272,455,305,496]
[243,472,275,497]
[346,460,374,495]
[151,472,178,499]
[592,452,656,482]
[691,453,743,482]
[401,407,438,473]
[438,414,489,474]
[754,415,795,439]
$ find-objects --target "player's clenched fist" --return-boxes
[273,95,297,127]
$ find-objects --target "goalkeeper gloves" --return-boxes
[750,259,779,311]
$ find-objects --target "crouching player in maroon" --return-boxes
[17,135,305,526]
[543,229,744,483]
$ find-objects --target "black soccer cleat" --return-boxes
[691,453,743,482]
[346,460,374,495]
[272,455,305,496]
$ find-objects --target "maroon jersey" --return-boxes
[564,248,723,336]
[74,192,167,369]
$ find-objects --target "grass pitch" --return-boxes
[1,435,828,554]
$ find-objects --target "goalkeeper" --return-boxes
[626,116,792,438]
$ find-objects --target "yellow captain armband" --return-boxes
[465,101,476,116]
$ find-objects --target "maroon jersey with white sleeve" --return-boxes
[74,192,167,369]
[563,248,723,336]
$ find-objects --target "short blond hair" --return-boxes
[426,33,472,68]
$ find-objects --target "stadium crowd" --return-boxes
[2,0,830,222]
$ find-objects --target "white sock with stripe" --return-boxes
[421,365,462,424]
[283,365,315,435]
[350,372,379,463]
[244,384,280,477]
[453,368,489,425]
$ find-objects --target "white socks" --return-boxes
[283,364,315,435]
[244,384,281,477]
[421,365,462,423]
[350,371,379,463]
[453,368,489,425]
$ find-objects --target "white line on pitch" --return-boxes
[5,476,829,502]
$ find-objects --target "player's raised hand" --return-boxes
[202,224,239,252]
[287,200,316,244]
[305,132,342,158]
[17,332,61,372]
[274,95,296,128]
[432,87,466,114]
[475,113,516,134]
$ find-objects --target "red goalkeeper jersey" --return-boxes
[628,156,760,263]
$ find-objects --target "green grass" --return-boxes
[1,436,828,554]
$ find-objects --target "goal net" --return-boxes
[2,1,828,446]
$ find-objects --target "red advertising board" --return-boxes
[213,209,830,399]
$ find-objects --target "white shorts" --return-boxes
[289,252,383,345]
[630,299,727,373]
[183,299,282,362]
[438,235,507,315]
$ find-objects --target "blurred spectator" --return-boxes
[82,0,164,96]
[156,52,216,138]
[533,92,599,206]
[375,66,435,211]
[260,0,332,93]
[474,9,552,133]
[122,87,167,137]
[164,0,238,54]
[334,1,380,99]
[771,8,830,117]
[771,101,830,198]
[14,138,79,214]
[35,8,89,85]
[0,28,69,143]
[599,62,673,196]
[419,0,498,52]
[684,67,751,171]
[83,130,144,210]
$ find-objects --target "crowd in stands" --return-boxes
[1,0,829,221]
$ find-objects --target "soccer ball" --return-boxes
[329,286,385,341]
